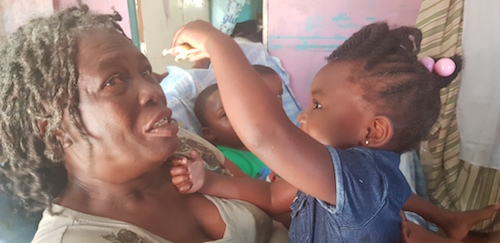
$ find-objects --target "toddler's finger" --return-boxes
[171,174,191,185]
[170,165,190,177]
[171,156,188,166]
[188,51,209,63]
[189,150,201,160]
[177,181,193,193]
[171,24,187,50]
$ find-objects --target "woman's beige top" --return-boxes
[31,129,289,242]
[31,195,285,243]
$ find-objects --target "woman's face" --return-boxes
[62,29,179,183]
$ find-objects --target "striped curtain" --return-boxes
[416,0,500,232]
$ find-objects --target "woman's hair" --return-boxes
[327,22,462,152]
[0,4,125,214]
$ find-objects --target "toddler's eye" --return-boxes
[313,99,322,109]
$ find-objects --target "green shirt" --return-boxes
[217,146,267,179]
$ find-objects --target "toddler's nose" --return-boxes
[297,112,306,126]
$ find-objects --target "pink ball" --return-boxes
[419,57,435,72]
[434,58,456,77]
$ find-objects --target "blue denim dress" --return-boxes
[289,147,412,243]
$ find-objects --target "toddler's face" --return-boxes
[202,90,244,148]
[297,61,375,148]
[202,74,285,149]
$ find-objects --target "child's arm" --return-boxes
[170,151,296,216]
[223,157,252,179]
[403,193,500,240]
[171,20,337,206]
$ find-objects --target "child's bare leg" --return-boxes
[463,230,500,243]
[407,221,461,243]
[404,194,500,240]
[440,204,500,240]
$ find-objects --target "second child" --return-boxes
[194,65,283,181]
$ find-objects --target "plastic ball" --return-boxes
[419,57,435,72]
[434,58,456,77]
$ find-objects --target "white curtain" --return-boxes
[458,1,500,170]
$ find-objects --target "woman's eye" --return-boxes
[313,99,322,109]
[141,69,152,77]
[104,76,123,87]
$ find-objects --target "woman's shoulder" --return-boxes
[203,195,275,243]
[31,205,171,243]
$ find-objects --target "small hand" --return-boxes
[399,210,410,243]
[170,150,206,194]
[170,20,229,62]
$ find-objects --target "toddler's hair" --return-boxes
[252,64,278,77]
[327,22,462,152]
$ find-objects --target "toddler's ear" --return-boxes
[364,116,393,148]
[201,127,216,143]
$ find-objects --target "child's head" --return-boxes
[195,65,284,148]
[194,84,243,148]
[252,64,284,105]
[297,22,462,153]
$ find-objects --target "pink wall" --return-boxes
[1,0,54,38]
[53,0,131,38]
[266,0,422,108]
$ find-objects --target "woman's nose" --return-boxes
[139,79,166,106]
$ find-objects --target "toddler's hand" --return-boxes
[170,150,206,194]
[399,210,410,243]
[170,20,229,62]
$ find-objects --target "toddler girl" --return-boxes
[169,21,493,242]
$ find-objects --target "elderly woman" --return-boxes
[0,5,288,243]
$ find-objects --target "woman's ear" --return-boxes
[55,126,73,149]
[38,119,49,137]
[364,116,393,148]
[38,119,73,148]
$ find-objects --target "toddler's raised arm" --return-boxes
[170,20,337,206]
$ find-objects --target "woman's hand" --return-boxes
[170,20,231,62]
[170,150,206,194]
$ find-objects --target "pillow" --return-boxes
[161,39,302,135]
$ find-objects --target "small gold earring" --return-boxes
[365,140,369,145]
